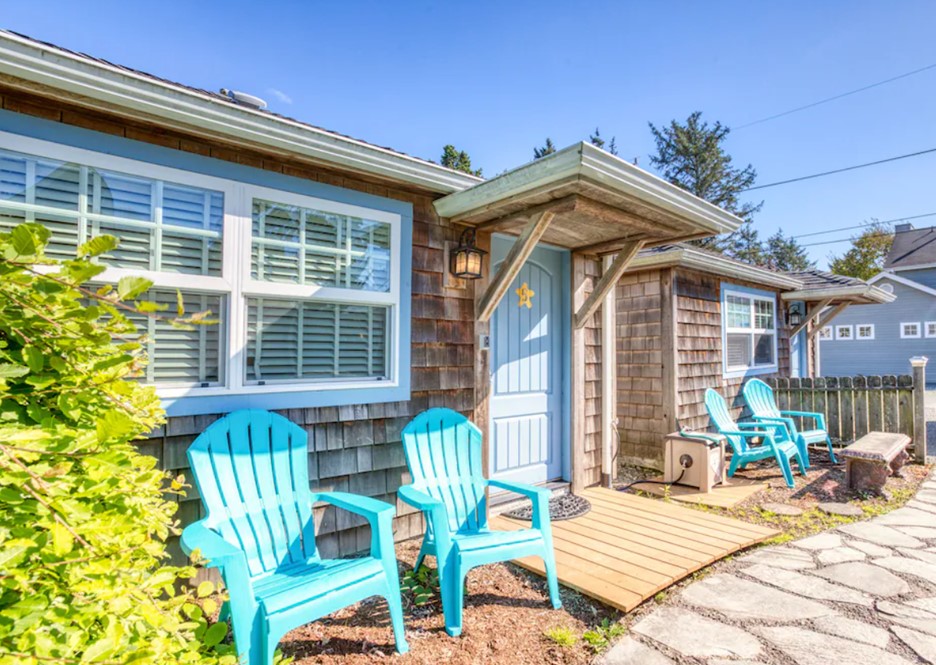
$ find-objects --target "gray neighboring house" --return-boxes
[819,223,936,378]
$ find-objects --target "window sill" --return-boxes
[159,380,410,417]
[723,365,778,380]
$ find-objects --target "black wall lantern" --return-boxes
[786,302,804,328]
[450,228,486,279]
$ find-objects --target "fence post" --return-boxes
[910,356,928,464]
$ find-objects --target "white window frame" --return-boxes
[856,324,875,340]
[835,324,853,341]
[818,326,833,341]
[1,131,406,406]
[722,286,778,378]
[925,321,936,338]
[901,322,921,339]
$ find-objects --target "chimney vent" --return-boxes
[895,223,914,233]
[219,89,268,110]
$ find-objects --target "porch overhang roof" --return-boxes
[433,142,743,255]
[780,285,895,305]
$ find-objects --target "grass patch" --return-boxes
[543,626,578,647]
[582,618,626,653]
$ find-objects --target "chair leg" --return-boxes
[796,435,811,470]
[825,435,838,464]
[384,590,410,654]
[542,549,562,610]
[218,600,230,623]
[441,565,466,637]
[413,539,430,572]
[728,454,743,477]
[793,448,808,476]
[775,452,795,488]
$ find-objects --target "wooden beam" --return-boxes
[790,298,832,338]
[472,231,493,520]
[571,252,587,494]
[474,196,577,233]
[600,254,616,488]
[660,269,678,435]
[808,302,849,340]
[476,210,554,322]
[573,240,645,329]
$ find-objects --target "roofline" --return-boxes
[625,245,802,290]
[433,142,743,235]
[0,31,483,194]
[890,261,936,272]
[780,284,896,304]
[869,271,936,298]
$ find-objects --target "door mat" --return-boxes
[503,493,591,521]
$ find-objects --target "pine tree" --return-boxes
[648,111,763,257]
[589,127,605,149]
[440,144,482,176]
[533,138,557,159]
[763,228,814,271]
[828,220,894,280]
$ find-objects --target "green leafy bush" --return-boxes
[400,564,440,607]
[0,224,233,664]
[582,618,626,653]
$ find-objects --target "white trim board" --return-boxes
[868,271,936,298]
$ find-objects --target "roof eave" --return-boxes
[780,285,896,304]
[433,142,742,238]
[627,246,802,290]
[0,31,482,194]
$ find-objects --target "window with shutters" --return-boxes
[722,286,778,377]
[0,133,409,413]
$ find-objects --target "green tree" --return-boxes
[440,144,482,176]
[762,228,814,271]
[648,111,763,257]
[533,138,557,159]
[0,224,235,664]
[589,127,619,155]
[828,220,894,280]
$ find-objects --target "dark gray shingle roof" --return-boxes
[784,270,866,290]
[884,226,936,269]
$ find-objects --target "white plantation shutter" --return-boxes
[246,297,388,383]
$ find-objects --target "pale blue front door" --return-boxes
[489,237,569,485]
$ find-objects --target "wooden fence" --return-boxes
[764,376,916,444]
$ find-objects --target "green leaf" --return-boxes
[203,621,228,647]
[116,276,153,300]
[0,364,29,378]
[50,521,73,556]
[82,635,116,662]
[176,290,185,317]
[23,346,43,373]
[10,225,39,256]
[78,235,119,258]
[202,598,218,616]
[196,580,214,598]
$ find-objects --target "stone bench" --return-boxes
[840,431,911,494]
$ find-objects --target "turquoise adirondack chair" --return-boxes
[742,378,837,465]
[704,389,806,488]
[180,410,408,663]
[399,408,561,637]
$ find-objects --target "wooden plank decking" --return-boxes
[489,487,779,612]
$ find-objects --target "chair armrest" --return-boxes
[181,519,247,572]
[314,492,396,561]
[488,479,551,529]
[397,485,451,554]
[397,484,445,511]
[723,429,774,439]
[780,410,826,427]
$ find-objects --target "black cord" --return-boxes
[616,467,690,493]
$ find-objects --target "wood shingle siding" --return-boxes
[1,86,479,559]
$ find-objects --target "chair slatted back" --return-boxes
[743,379,782,420]
[187,409,316,577]
[704,389,747,454]
[401,408,487,534]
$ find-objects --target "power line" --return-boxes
[801,231,894,248]
[735,61,936,130]
[743,147,936,191]
[791,211,936,240]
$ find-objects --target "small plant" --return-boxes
[582,618,626,653]
[401,565,440,606]
[544,626,578,647]
[653,591,667,603]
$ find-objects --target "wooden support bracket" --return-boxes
[476,210,554,322]
[573,240,644,329]
[808,302,850,340]
[791,298,832,338]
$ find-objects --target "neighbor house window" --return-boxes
[926,322,936,338]
[818,326,832,340]
[0,134,408,413]
[722,287,777,376]
[835,325,853,340]
[856,324,875,340]
[901,322,921,339]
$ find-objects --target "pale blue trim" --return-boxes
[0,109,412,417]
[720,282,779,380]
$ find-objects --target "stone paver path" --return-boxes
[601,472,936,665]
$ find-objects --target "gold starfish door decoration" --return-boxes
[516,282,535,308]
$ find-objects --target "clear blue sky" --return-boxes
[6,1,936,268]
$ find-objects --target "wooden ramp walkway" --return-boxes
[489,486,779,612]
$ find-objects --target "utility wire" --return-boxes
[743,147,936,192]
[801,231,895,248]
[735,62,936,130]
[791,211,936,240]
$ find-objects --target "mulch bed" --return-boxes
[279,539,618,664]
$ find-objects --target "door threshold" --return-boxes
[490,480,570,513]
